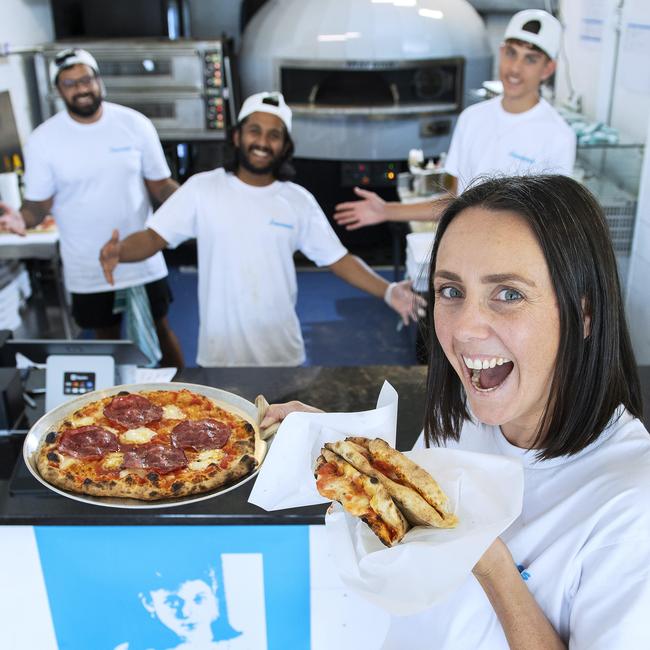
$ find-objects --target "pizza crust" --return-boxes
[315,448,408,547]
[325,439,454,528]
[34,389,260,502]
[36,450,257,500]
[367,438,458,527]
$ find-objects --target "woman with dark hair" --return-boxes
[262,175,650,648]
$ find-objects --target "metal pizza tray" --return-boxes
[22,382,269,509]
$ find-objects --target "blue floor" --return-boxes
[165,267,419,367]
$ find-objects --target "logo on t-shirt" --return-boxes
[517,564,531,581]
[509,151,535,165]
[269,218,294,230]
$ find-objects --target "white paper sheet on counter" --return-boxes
[248,381,398,510]
[248,381,524,615]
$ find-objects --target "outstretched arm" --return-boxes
[333,179,457,230]
[473,539,566,650]
[99,227,168,285]
[328,253,425,324]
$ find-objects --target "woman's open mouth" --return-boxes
[462,355,514,393]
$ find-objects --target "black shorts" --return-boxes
[71,278,173,330]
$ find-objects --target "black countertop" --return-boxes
[3,364,649,527]
[0,366,428,526]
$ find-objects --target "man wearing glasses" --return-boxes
[0,48,184,367]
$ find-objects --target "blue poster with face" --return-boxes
[34,525,311,650]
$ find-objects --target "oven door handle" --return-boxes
[223,55,237,126]
[308,83,319,105]
[389,82,400,105]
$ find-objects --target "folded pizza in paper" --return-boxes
[325,447,523,615]
[248,381,398,510]
[248,382,523,614]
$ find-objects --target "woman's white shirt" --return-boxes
[384,409,650,649]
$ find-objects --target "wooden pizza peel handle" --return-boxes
[255,395,281,441]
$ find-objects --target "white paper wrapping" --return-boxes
[248,382,524,615]
[248,381,398,510]
[325,447,523,615]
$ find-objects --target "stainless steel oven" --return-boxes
[34,39,237,140]
[240,0,491,162]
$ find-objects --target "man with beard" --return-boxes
[0,48,184,367]
[99,92,425,367]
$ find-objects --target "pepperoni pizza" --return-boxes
[35,388,258,501]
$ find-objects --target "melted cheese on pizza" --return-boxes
[120,427,157,445]
[162,404,185,420]
[59,455,77,470]
[102,452,125,470]
[188,448,227,471]
[69,415,96,427]
[316,464,370,516]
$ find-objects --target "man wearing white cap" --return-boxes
[99,92,424,367]
[0,48,184,367]
[334,9,576,228]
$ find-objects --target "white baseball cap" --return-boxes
[504,10,562,60]
[237,91,292,132]
[50,48,100,86]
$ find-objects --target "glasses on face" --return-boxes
[59,75,97,90]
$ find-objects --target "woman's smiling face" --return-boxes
[433,206,560,447]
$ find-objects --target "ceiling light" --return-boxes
[418,8,444,19]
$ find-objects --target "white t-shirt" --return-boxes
[147,168,347,367]
[23,102,170,293]
[382,409,650,649]
[445,97,577,193]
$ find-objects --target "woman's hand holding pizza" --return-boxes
[259,400,324,430]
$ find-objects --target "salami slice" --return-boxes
[171,419,232,451]
[58,426,119,459]
[103,394,163,428]
[122,444,188,474]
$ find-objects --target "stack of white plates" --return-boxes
[405,232,436,292]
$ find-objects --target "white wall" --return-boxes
[615,0,650,362]
[557,0,650,362]
[0,0,53,142]
[557,0,650,141]
[555,0,614,118]
[610,0,650,143]
[626,113,650,363]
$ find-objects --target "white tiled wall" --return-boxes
[0,0,53,141]
[625,114,650,363]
